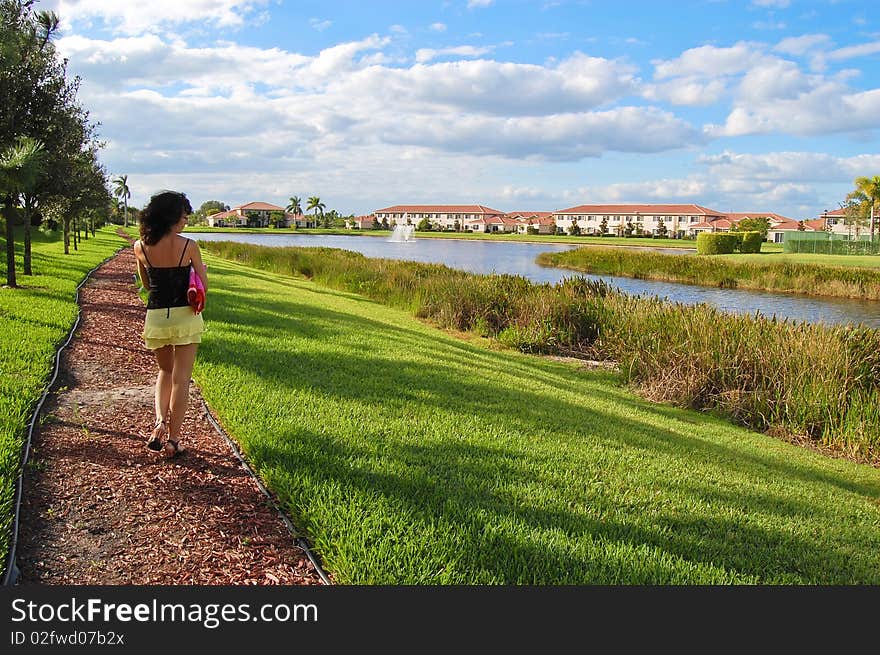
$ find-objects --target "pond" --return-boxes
[191,232,880,329]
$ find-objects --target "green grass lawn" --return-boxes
[540,246,880,299]
[728,252,880,269]
[0,226,130,569]
[194,254,880,584]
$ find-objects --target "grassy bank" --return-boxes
[538,246,880,299]
[201,241,880,462]
[193,250,880,583]
[0,226,129,569]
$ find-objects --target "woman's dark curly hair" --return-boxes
[139,190,193,245]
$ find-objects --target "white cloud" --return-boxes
[56,34,313,91]
[415,45,494,64]
[774,34,831,56]
[566,175,818,217]
[499,185,545,202]
[375,107,703,160]
[697,151,880,188]
[752,0,790,7]
[59,30,698,209]
[429,23,447,32]
[467,0,494,8]
[353,52,638,116]
[708,79,880,137]
[827,40,880,61]
[652,42,766,79]
[310,18,332,32]
[649,41,880,139]
[43,0,268,35]
[737,58,811,102]
[752,21,787,31]
[643,77,727,106]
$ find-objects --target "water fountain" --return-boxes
[389,224,416,242]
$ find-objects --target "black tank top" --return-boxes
[141,238,191,313]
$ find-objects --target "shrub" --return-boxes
[738,231,763,253]
[696,232,739,254]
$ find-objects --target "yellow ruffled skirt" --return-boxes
[143,305,205,350]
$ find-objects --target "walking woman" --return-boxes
[133,191,207,457]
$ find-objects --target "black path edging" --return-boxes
[199,399,333,586]
[2,245,128,587]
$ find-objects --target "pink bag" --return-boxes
[187,265,205,314]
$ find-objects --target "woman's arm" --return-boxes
[133,240,149,288]
[189,241,208,293]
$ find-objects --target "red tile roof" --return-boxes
[725,212,795,223]
[208,209,238,220]
[555,204,725,216]
[373,204,505,215]
[237,201,286,211]
[505,211,555,224]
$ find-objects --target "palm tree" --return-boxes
[286,195,302,215]
[306,196,325,227]
[1,136,45,287]
[112,174,131,227]
[286,195,302,228]
[35,10,60,48]
[854,175,880,242]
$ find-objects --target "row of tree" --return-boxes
[1,0,112,287]
[285,196,358,228]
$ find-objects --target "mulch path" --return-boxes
[15,244,327,585]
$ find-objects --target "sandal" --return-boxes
[163,438,184,458]
[146,419,166,451]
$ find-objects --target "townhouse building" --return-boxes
[552,204,727,238]
[506,211,556,234]
[206,202,314,228]
[372,205,506,231]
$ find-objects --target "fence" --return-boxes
[783,232,880,255]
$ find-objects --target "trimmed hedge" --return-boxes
[738,231,764,253]
[696,232,739,254]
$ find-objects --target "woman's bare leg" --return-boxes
[165,343,199,450]
[149,345,174,446]
[154,345,174,424]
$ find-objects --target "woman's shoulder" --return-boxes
[182,234,201,250]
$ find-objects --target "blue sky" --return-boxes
[42,0,880,218]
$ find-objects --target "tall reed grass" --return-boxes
[201,241,880,460]
[538,247,880,299]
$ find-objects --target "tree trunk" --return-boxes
[73,216,79,251]
[3,198,16,288]
[23,197,33,275]
[63,215,70,254]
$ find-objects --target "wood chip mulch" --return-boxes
[15,244,328,585]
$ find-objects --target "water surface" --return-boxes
[193,232,880,328]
